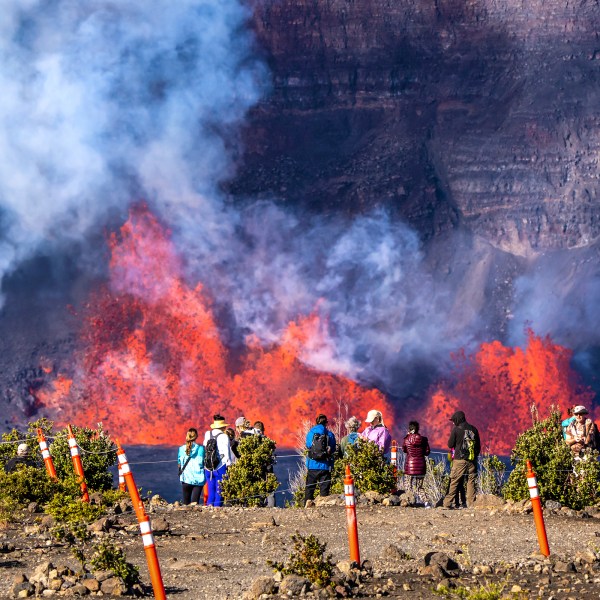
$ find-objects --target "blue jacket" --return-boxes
[305,424,336,471]
[178,443,206,486]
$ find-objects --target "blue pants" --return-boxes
[205,465,227,506]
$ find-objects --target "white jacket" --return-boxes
[203,429,235,469]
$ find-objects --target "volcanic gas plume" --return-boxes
[35,207,596,452]
[37,206,393,446]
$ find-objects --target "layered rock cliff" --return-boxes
[230,0,600,254]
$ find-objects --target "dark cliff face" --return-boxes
[229,0,600,253]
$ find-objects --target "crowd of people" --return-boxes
[5,403,598,510]
[177,414,270,506]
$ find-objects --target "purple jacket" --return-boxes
[360,425,392,460]
[402,433,430,476]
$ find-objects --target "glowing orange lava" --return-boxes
[421,332,596,455]
[38,206,392,446]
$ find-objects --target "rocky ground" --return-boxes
[3,494,600,599]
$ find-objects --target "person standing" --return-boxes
[203,415,235,507]
[338,416,361,457]
[562,406,576,440]
[4,443,36,473]
[565,405,597,458]
[304,414,336,508]
[402,421,430,504]
[177,428,205,505]
[360,410,392,461]
[442,410,480,509]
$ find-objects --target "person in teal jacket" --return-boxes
[177,428,206,505]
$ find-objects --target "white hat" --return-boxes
[365,410,382,423]
[17,443,29,457]
[235,417,246,427]
[573,405,589,415]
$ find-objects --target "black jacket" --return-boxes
[447,411,481,461]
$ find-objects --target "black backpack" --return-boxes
[205,432,223,471]
[307,430,330,462]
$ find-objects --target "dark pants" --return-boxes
[305,469,331,502]
[182,483,203,505]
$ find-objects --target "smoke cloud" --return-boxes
[2,0,600,409]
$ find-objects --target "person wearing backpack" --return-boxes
[203,415,235,507]
[177,428,206,505]
[304,414,336,508]
[338,416,361,458]
[442,410,480,509]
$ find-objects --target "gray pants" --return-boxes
[443,459,477,508]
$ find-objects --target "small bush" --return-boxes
[503,408,600,510]
[0,466,60,507]
[221,434,279,506]
[49,423,117,491]
[477,454,506,496]
[91,541,140,587]
[268,532,334,587]
[46,476,104,528]
[331,438,396,494]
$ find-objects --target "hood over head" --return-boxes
[450,411,466,425]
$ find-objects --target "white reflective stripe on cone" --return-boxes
[527,477,537,488]
[345,497,355,506]
[68,438,77,448]
[120,462,131,474]
[140,520,152,534]
[70,447,80,456]
[141,532,155,548]
[529,488,539,499]
[39,441,48,450]
[344,484,353,495]
[117,453,128,465]
[41,450,51,459]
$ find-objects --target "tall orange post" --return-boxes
[116,442,166,600]
[526,460,550,557]
[37,429,57,479]
[67,425,89,502]
[344,465,361,564]
[390,440,398,469]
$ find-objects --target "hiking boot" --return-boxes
[304,500,316,508]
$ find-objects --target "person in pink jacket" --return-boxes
[360,409,392,461]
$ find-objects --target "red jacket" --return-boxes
[402,433,430,476]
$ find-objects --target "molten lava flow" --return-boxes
[38,206,391,446]
[422,331,595,455]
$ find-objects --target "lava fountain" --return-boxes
[37,206,393,446]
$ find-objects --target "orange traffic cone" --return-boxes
[526,460,550,556]
[344,465,361,564]
[37,428,57,479]
[116,443,166,600]
[66,425,89,502]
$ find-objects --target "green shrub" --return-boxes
[45,475,104,528]
[268,532,334,587]
[49,423,116,491]
[91,541,140,587]
[477,454,506,496]
[0,465,63,506]
[330,438,396,494]
[503,408,600,510]
[221,435,278,506]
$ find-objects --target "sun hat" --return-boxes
[235,416,246,428]
[210,416,229,429]
[17,443,29,457]
[573,405,589,415]
[365,410,382,423]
